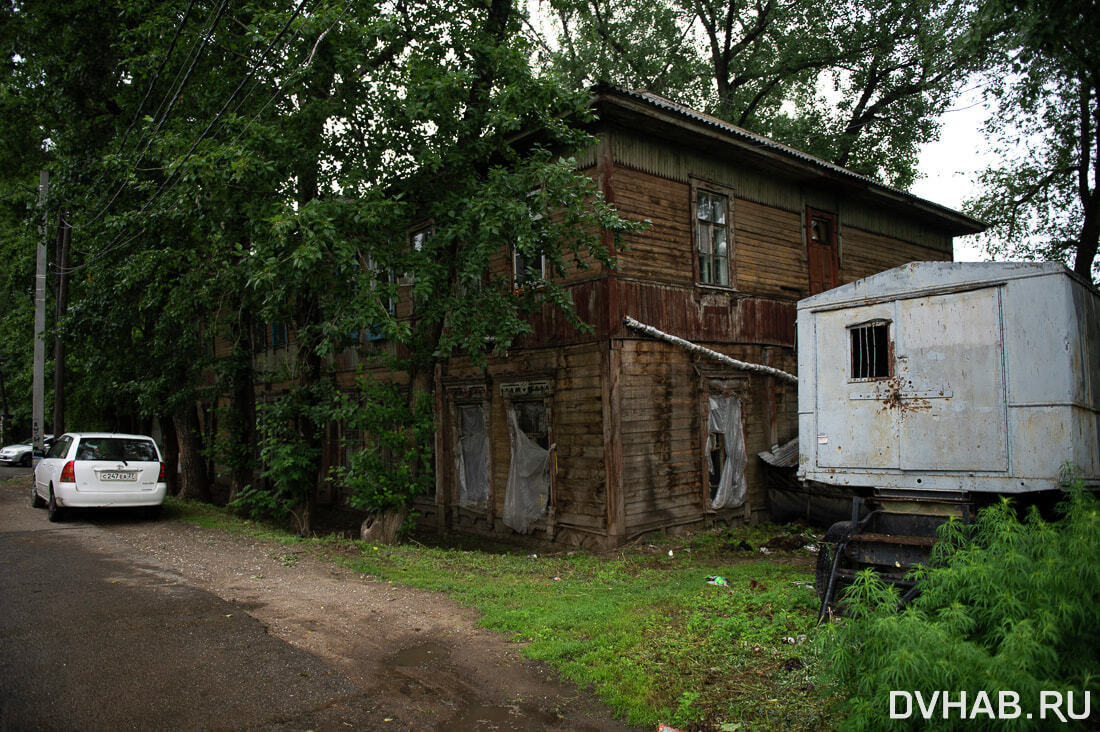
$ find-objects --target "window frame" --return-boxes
[512,246,548,291]
[848,319,893,381]
[692,181,735,289]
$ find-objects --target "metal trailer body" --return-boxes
[797,261,1100,494]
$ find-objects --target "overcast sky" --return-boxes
[910,84,994,262]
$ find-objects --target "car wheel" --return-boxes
[30,481,46,508]
[47,486,64,523]
[21,453,31,468]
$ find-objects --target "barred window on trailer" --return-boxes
[849,321,891,379]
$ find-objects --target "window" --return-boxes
[364,255,397,342]
[850,321,891,379]
[47,435,71,459]
[400,226,431,284]
[455,404,489,508]
[75,437,158,462]
[271,321,288,348]
[503,398,551,533]
[706,395,747,509]
[696,190,730,286]
[513,247,547,289]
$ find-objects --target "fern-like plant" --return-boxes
[818,481,1099,730]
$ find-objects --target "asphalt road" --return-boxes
[0,467,399,730]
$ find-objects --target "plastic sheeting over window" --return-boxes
[455,405,488,507]
[708,395,747,509]
[503,406,550,533]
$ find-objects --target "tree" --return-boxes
[235,0,643,533]
[965,0,1100,283]
[544,0,979,188]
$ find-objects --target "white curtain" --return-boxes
[708,395,747,509]
[502,406,550,533]
[455,405,488,507]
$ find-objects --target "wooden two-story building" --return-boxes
[254,84,984,548]
[371,85,982,548]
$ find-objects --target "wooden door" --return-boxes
[807,208,839,295]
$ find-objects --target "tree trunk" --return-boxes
[160,414,180,497]
[174,402,211,503]
[228,335,257,504]
[360,506,408,545]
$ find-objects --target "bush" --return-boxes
[818,481,1099,730]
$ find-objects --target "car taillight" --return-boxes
[158,462,166,481]
[60,461,76,483]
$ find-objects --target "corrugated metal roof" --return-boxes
[592,83,985,234]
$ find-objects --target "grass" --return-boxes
[164,496,832,730]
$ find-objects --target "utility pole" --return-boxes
[32,170,48,454]
[53,211,70,437]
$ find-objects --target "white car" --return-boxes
[31,433,168,521]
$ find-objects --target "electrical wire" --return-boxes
[62,0,330,274]
[74,0,229,231]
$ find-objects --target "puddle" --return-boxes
[386,641,450,667]
[443,702,540,731]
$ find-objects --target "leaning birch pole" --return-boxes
[623,316,798,384]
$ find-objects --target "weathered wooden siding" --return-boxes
[840,225,952,282]
[608,128,955,255]
[618,338,797,538]
[734,199,804,297]
[431,342,609,546]
[610,168,693,285]
[617,339,702,534]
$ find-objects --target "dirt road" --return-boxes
[1,471,638,730]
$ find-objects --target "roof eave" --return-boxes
[589,83,987,237]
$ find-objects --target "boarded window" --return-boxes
[696,190,730,286]
[850,321,891,379]
[503,402,550,533]
[707,395,746,509]
[455,405,489,508]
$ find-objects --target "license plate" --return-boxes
[100,471,138,482]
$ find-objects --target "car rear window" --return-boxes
[75,438,158,462]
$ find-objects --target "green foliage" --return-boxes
[546,0,979,188]
[964,0,1100,283]
[329,378,435,515]
[231,385,326,525]
[819,482,1100,730]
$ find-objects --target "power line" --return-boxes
[75,0,229,231]
[79,0,201,211]
[63,0,326,274]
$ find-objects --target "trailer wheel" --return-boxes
[816,520,855,600]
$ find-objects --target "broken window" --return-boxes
[454,404,489,508]
[850,321,891,379]
[503,401,550,533]
[696,190,730,286]
[707,395,746,509]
